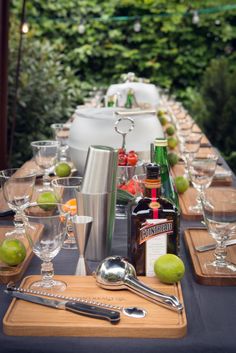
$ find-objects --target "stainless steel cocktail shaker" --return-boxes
[76,145,118,261]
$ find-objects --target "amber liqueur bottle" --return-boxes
[128,163,179,276]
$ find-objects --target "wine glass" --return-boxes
[23,202,69,291]
[188,154,218,213]
[200,188,236,273]
[0,169,36,238]
[180,132,203,177]
[51,177,83,249]
[31,140,59,192]
[51,123,71,162]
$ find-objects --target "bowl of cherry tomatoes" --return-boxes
[116,149,145,212]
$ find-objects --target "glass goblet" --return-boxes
[51,177,83,249]
[180,132,203,177]
[0,169,36,238]
[200,188,236,273]
[23,203,69,291]
[51,123,71,162]
[31,140,59,192]
[188,154,218,214]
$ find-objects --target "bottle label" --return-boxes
[139,219,173,277]
[139,219,173,245]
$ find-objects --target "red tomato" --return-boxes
[118,154,127,166]
[118,148,126,155]
[128,150,136,155]
[127,153,138,166]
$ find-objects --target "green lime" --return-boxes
[166,124,175,136]
[154,254,185,284]
[174,176,189,194]
[159,116,168,126]
[167,152,179,167]
[36,191,59,211]
[55,163,71,177]
[167,136,178,149]
[0,238,26,266]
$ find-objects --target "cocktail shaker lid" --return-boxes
[81,145,118,194]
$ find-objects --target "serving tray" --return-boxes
[178,187,235,220]
[184,228,236,285]
[0,226,41,284]
[3,275,187,338]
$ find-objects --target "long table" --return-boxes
[0,157,236,353]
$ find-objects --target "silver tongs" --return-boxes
[94,256,184,313]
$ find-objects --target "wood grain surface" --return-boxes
[3,275,187,338]
[0,225,42,284]
[184,228,236,285]
[178,187,235,220]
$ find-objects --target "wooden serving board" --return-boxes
[184,228,236,285]
[0,225,41,284]
[172,164,232,186]
[178,187,236,220]
[3,275,187,338]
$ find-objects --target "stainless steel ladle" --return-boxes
[94,256,183,313]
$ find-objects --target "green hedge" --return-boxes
[8,1,236,169]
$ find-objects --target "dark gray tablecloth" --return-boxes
[1,215,236,353]
[0,156,236,353]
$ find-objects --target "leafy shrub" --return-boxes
[186,57,236,173]
[8,33,82,166]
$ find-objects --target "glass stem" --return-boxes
[41,261,55,287]
[214,241,227,267]
[43,170,51,188]
[13,210,25,235]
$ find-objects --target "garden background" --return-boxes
[8,0,236,172]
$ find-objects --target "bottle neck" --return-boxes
[154,145,168,166]
[144,178,162,199]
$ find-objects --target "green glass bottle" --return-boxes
[153,138,179,210]
[125,89,134,109]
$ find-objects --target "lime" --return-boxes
[55,163,71,177]
[174,176,189,194]
[36,191,59,211]
[0,238,26,266]
[154,254,185,284]
[159,116,168,126]
[166,124,175,136]
[167,137,178,149]
[167,152,179,167]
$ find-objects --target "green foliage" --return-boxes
[8,1,236,168]
[8,24,82,166]
[187,57,236,173]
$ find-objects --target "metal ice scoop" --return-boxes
[94,256,183,313]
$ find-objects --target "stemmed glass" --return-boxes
[31,140,59,191]
[51,177,83,249]
[0,169,36,238]
[200,188,236,273]
[51,123,71,162]
[188,154,218,213]
[180,132,203,177]
[23,202,69,291]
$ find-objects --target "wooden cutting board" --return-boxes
[3,275,187,338]
[178,187,203,220]
[184,228,236,285]
[179,187,236,220]
[0,225,42,284]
